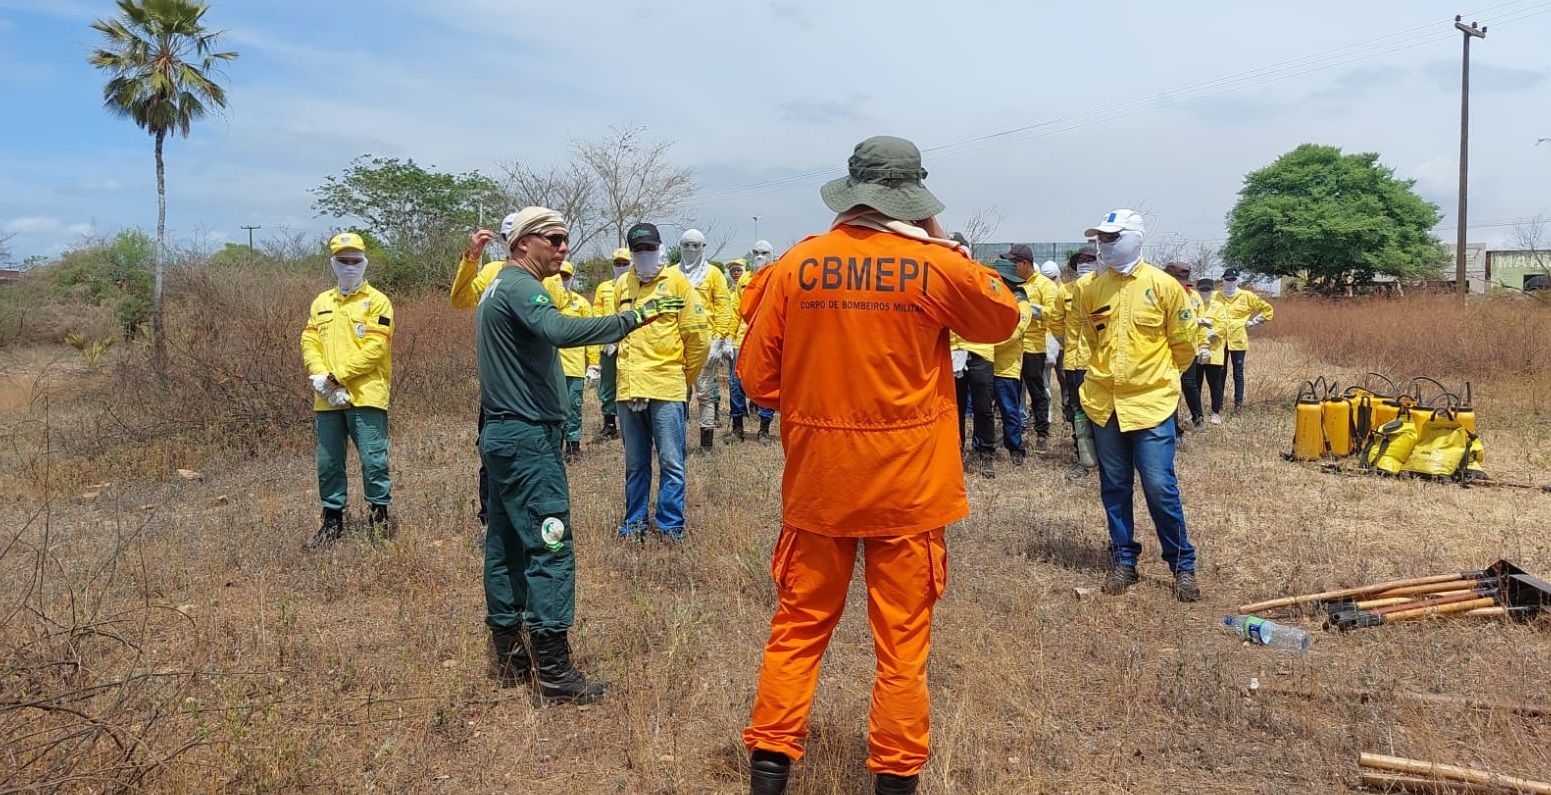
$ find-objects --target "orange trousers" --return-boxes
[743,525,947,777]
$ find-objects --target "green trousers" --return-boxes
[480,418,575,636]
[565,376,585,442]
[315,407,391,510]
[597,350,617,418]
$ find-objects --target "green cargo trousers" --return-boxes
[597,350,617,418]
[315,407,391,511]
[564,376,586,442]
[479,417,575,636]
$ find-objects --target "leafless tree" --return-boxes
[497,160,609,258]
[957,206,1006,251]
[1502,215,1551,301]
[0,231,13,266]
[572,126,695,249]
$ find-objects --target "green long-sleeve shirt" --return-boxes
[477,265,638,422]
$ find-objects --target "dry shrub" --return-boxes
[1264,293,1551,388]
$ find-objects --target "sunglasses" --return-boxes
[529,232,569,247]
[334,256,365,266]
[1095,231,1122,244]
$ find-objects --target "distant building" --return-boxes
[1484,250,1551,291]
[0,269,22,285]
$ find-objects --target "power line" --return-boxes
[684,0,1550,209]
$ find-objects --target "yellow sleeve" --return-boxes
[1254,292,1274,321]
[1163,283,1198,371]
[713,269,736,338]
[336,295,394,382]
[300,298,328,376]
[452,259,503,309]
[1046,283,1068,341]
[678,277,713,386]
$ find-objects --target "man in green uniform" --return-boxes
[477,206,684,704]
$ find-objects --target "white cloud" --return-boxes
[4,215,65,234]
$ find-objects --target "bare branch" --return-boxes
[571,126,695,249]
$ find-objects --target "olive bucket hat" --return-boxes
[820,135,945,221]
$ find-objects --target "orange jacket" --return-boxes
[736,227,1021,537]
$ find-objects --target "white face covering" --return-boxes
[1223,281,1240,297]
[1096,230,1143,275]
[678,230,709,286]
[750,240,773,270]
[331,255,368,295]
[613,261,631,279]
[1076,260,1097,277]
[632,247,664,281]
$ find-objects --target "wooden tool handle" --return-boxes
[1352,596,1421,610]
[1359,772,1500,794]
[1239,572,1468,613]
[1372,591,1489,616]
[1384,597,1497,622]
[1377,579,1481,598]
[1360,752,1551,794]
[1464,606,1508,617]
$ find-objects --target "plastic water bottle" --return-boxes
[1073,410,1099,468]
[1223,615,1312,651]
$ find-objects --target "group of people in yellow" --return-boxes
[294,137,1277,795]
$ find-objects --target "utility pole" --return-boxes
[1454,15,1486,298]
[752,215,760,241]
[241,225,261,250]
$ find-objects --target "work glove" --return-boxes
[1246,315,1264,329]
[308,374,330,395]
[711,338,732,361]
[326,386,351,408]
[1196,346,1211,365]
[951,349,968,378]
[1197,317,1215,329]
[586,365,601,384]
[1028,305,1043,320]
[630,295,686,325]
[1207,331,1221,344]
[603,344,617,356]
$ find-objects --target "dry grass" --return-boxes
[2,288,1550,793]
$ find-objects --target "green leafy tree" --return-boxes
[311,155,502,289]
[1223,144,1446,294]
[53,230,156,339]
[89,0,238,369]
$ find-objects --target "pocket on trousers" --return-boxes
[531,497,569,521]
[770,526,799,593]
[926,530,948,600]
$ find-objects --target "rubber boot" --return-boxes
[875,773,919,795]
[749,749,791,795]
[757,418,773,444]
[700,428,714,453]
[532,632,606,705]
[490,626,532,687]
[731,416,746,443]
[368,504,393,540]
[305,508,345,549]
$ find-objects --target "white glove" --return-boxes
[1196,346,1211,365]
[711,338,732,361]
[951,349,968,378]
[1028,305,1043,320]
[326,387,351,408]
[1246,315,1264,329]
[603,344,617,356]
[586,365,601,384]
[1197,317,1215,329]
[1207,331,1221,344]
[308,374,329,395]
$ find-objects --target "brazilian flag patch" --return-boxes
[530,293,552,306]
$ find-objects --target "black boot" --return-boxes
[490,626,532,687]
[875,773,919,795]
[565,440,581,463]
[593,415,618,442]
[368,504,393,540]
[750,749,790,795]
[731,416,746,442]
[757,418,773,444]
[531,632,606,705]
[700,428,714,452]
[305,508,345,549]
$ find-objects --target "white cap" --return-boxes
[681,228,706,245]
[752,239,772,254]
[498,211,521,242]
[1039,260,1060,280]
[1083,208,1145,238]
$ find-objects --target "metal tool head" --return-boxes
[1504,572,1551,619]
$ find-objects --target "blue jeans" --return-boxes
[618,399,687,537]
[1092,415,1195,572]
[1229,350,1247,408]
[729,350,775,422]
[993,376,1025,454]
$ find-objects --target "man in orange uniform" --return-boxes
[738,136,1021,795]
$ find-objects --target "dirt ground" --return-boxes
[2,337,1549,793]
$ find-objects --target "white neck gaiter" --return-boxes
[331,257,368,295]
[1223,283,1240,297]
[1097,230,1143,274]
[632,247,664,282]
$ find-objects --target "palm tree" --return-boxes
[89,0,236,371]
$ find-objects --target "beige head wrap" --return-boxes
[506,206,569,253]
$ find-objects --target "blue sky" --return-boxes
[1,0,1548,262]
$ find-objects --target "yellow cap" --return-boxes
[726,258,747,267]
[612,247,631,263]
[559,260,575,276]
[329,232,366,254]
